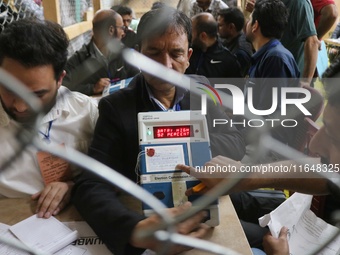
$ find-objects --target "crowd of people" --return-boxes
[0,0,339,255]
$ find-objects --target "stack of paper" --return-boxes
[0,214,79,255]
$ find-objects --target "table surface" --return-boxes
[0,195,252,255]
[324,38,340,47]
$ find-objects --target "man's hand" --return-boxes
[93,78,110,94]
[245,0,256,12]
[130,202,210,254]
[263,227,290,255]
[32,181,74,218]
[176,156,244,196]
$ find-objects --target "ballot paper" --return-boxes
[9,215,78,254]
[0,223,29,255]
[259,193,340,255]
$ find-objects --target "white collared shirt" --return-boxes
[0,86,98,197]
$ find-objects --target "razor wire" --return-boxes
[1,48,340,254]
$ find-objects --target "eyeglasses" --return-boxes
[115,25,127,31]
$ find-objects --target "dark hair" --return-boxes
[151,1,167,10]
[112,5,133,16]
[137,7,192,47]
[252,0,288,39]
[0,18,69,80]
[218,7,244,32]
[322,58,340,106]
[193,13,218,38]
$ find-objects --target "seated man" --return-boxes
[0,19,98,218]
[63,9,139,96]
[72,7,246,255]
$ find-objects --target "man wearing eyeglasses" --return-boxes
[112,5,138,49]
[63,9,139,96]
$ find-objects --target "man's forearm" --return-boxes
[302,35,319,84]
[242,158,331,195]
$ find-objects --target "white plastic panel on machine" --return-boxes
[144,145,185,173]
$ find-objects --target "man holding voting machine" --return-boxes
[73,6,245,255]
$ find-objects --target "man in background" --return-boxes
[186,12,242,80]
[311,0,338,40]
[217,7,253,77]
[242,0,320,86]
[112,5,138,48]
[63,9,139,96]
[190,0,229,20]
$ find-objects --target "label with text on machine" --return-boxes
[138,110,219,227]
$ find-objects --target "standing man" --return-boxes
[243,0,300,148]
[242,0,320,86]
[280,0,320,86]
[190,0,229,21]
[186,12,242,80]
[311,0,338,40]
[63,9,139,96]
[112,5,138,48]
[217,7,253,77]
[0,19,98,218]
[73,7,245,255]
[229,0,300,246]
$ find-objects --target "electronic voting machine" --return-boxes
[138,110,219,227]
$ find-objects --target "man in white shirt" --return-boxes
[0,19,98,218]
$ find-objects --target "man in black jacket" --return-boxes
[186,12,243,81]
[73,7,245,255]
[63,9,139,96]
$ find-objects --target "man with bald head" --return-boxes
[63,9,139,96]
[185,12,242,80]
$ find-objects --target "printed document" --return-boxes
[259,193,340,255]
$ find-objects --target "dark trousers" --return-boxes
[230,190,286,248]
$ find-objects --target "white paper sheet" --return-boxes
[259,193,340,255]
[0,223,29,255]
[9,215,78,254]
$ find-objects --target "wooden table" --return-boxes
[0,196,252,255]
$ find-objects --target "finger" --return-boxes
[37,186,62,218]
[278,226,289,240]
[188,223,211,239]
[35,186,53,216]
[52,192,70,216]
[177,210,207,234]
[175,164,195,175]
[168,224,211,255]
[31,191,41,200]
[185,187,194,196]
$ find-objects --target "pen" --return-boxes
[192,182,206,193]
